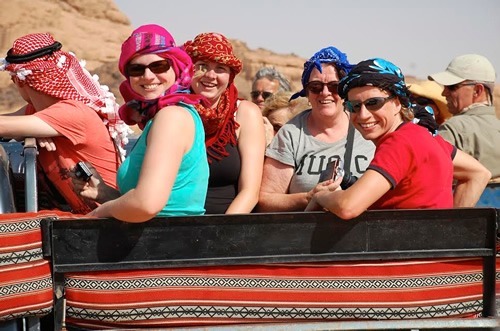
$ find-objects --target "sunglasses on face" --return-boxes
[306,81,339,94]
[126,60,171,77]
[446,82,477,91]
[344,95,396,113]
[250,91,273,100]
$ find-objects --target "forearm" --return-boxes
[257,191,309,212]
[90,189,160,223]
[95,184,121,204]
[225,190,259,214]
[454,177,490,207]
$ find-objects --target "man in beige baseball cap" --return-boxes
[429,54,499,202]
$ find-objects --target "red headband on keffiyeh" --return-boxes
[0,32,131,159]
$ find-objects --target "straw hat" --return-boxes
[408,80,451,124]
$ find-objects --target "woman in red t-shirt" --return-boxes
[310,58,490,219]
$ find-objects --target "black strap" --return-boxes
[343,123,355,176]
[5,41,62,64]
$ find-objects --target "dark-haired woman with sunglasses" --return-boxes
[257,46,375,212]
[310,58,490,219]
[75,24,209,222]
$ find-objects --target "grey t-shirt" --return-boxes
[266,110,375,193]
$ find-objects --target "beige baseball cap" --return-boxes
[428,54,496,86]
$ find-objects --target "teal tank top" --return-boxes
[117,103,209,216]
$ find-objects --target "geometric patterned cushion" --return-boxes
[64,257,490,329]
[0,210,77,321]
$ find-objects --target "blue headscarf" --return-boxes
[290,46,354,100]
[338,58,411,108]
[339,58,438,135]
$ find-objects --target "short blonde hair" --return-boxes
[262,91,309,118]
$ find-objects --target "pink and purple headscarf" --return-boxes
[118,24,204,129]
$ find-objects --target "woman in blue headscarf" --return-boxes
[310,58,491,218]
[258,47,375,212]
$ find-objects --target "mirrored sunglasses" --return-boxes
[250,91,273,100]
[126,60,171,77]
[344,95,396,113]
[306,81,339,94]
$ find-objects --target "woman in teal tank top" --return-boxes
[75,24,208,222]
[117,103,208,216]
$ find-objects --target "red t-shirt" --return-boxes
[368,123,456,210]
[29,100,119,213]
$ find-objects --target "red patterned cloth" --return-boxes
[64,257,495,329]
[0,210,82,321]
[183,32,242,79]
[0,33,130,159]
[183,33,242,162]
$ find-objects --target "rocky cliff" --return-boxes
[0,0,305,114]
[0,0,499,117]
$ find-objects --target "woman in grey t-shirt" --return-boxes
[258,46,375,212]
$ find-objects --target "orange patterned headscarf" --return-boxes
[183,32,242,83]
[183,33,243,162]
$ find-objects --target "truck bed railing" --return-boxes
[41,208,499,330]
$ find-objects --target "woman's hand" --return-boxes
[305,177,342,211]
[71,162,102,201]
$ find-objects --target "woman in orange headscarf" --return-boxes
[184,33,265,214]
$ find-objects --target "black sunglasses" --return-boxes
[250,91,273,100]
[344,95,395,113]
[126,60,171,77]
[306,81,339,94]
[446,82,477,91]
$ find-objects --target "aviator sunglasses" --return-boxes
[126,60,171,77]
[250,91,273,100]
[344,95,396,113]
[306,81,339,94]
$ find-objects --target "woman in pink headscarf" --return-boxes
[76,24,209,222]
[183,32,265,214]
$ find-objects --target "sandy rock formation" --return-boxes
[0,0,498,119]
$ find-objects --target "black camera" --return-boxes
[74,161,93,182]
[319,159,358,189]
[340,171,358,190]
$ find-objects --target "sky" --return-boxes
[114,0,500,81]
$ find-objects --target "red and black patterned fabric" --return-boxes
[0,211,80,321]
[64,257,496,329]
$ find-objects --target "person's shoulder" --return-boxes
[285,108,310,125]
[157,105,193,119]
[237,99,261,115]
[439,114,470,132]
[45,99,86,111]
[379,123,422,147]
[38,100,92,119]
[236,99,264,123]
